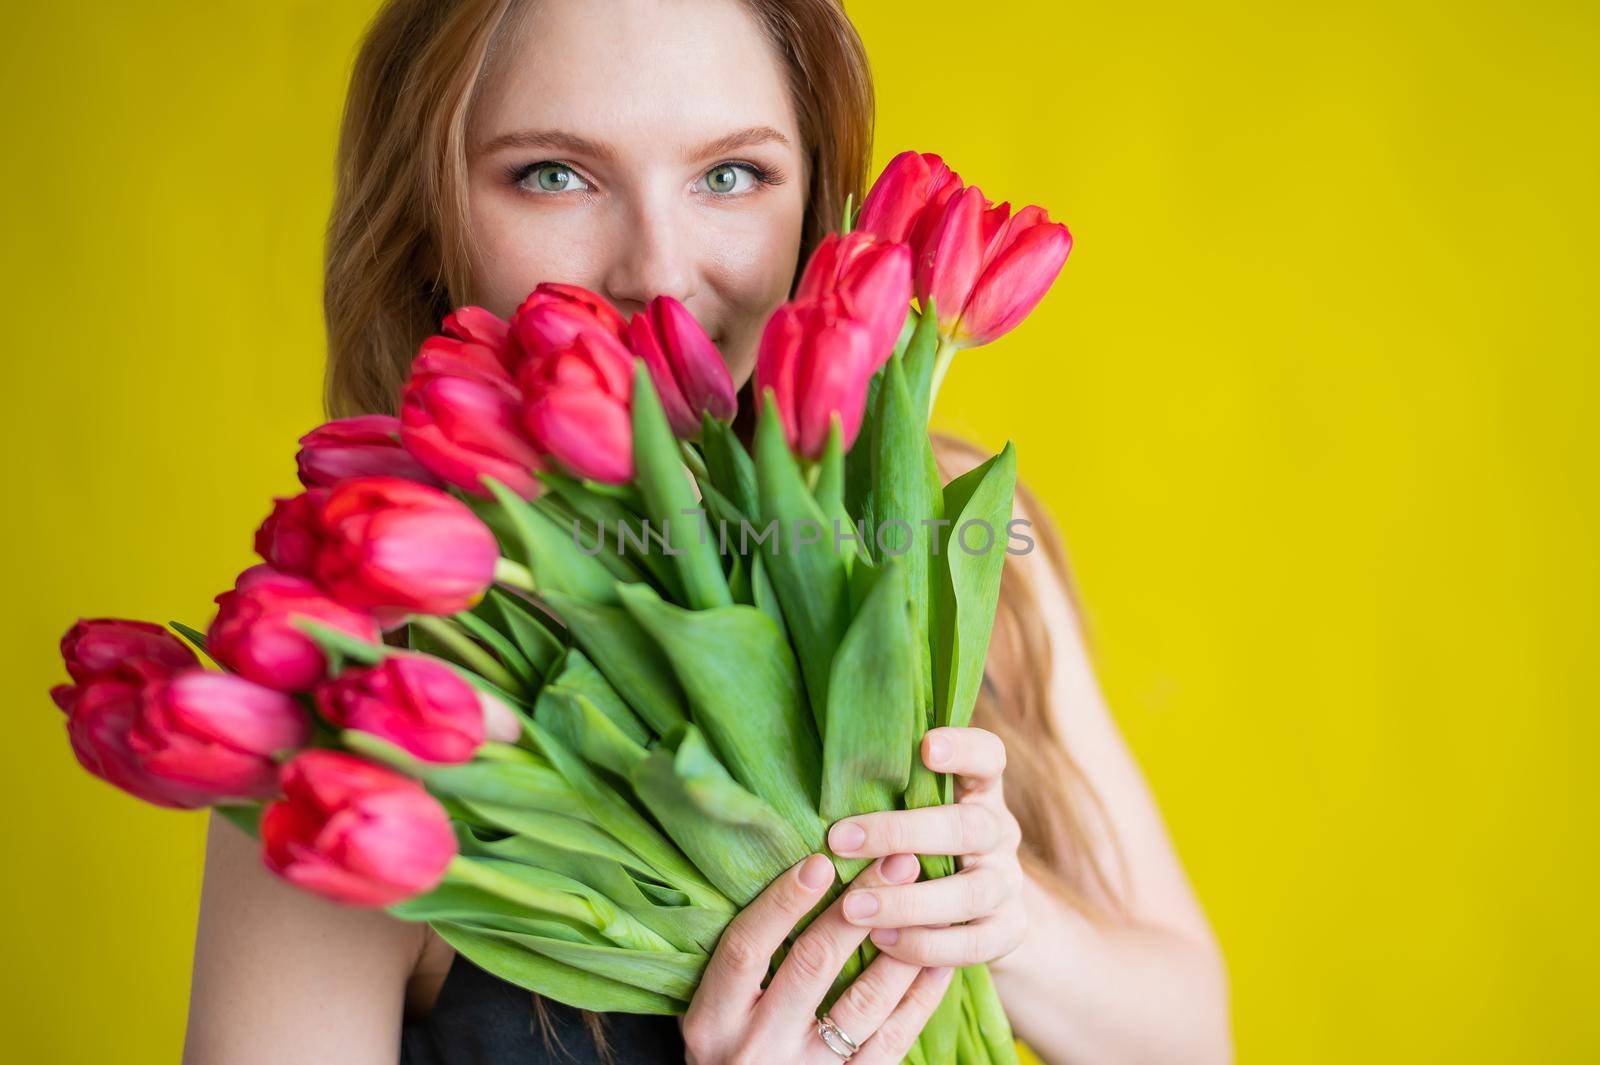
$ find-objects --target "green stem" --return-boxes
[927,337,960,419]
[493,556,537,592]
[412,615,520,693]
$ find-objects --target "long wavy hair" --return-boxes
[324,0,1117,1056]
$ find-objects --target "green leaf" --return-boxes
[540,469,687,602]
[535,685,650,778]
[900,298,942,422]
[462,923,706,1002]
[813,419,858,569]
[616,582,823,846]
[481,476,625,604]
[457,825,729,954]
[630,724,815,905]
[167,620,225,670]
[630,362,731,610]
[821,559,918,824]
[539,590,688,736]
[479,586,565,677]
[699,413,760,521]
[431,923,685,1014]
[870,348,941,730]
[753,389,850,734]
[544,647,651,745]
[290,616,387,669]
[934,443,1016,733]
[522,715,731,913]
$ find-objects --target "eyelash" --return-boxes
[503,159,783,197]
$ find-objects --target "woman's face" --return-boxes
[465,0,810,387]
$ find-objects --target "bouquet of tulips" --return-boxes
[49,151,1069,1064]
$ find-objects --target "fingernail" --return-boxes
[929,965,953,979]
[927,735,951,767]
[830,821,866,852]
[843,892,879,919]
[799,853,834,890]
[883,853,920,882]
[871,927,900,946]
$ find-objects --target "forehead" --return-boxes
[474,0,799,156]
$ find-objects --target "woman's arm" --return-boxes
[182,810,425,1065]
[987,502,1232,1064]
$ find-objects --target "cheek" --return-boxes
[704,203,806,385]
[465,184,607,318]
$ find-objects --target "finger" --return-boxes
[923,726,1006,794]
[757,853,922,1028]
[868,907,1028,968]
[828,801,1009,859]
[841,863,1016,928]
[851,964,958,1065]
[694,853,836,1015]
[813,948,923,1060]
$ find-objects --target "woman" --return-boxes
[183,1,1231,1062]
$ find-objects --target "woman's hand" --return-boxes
[825,726,1029,969]
[680,852,957,1064]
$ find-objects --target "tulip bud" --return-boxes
[295,415,440,490]
[57,618,198,684]
[856,150,963,248]
[314,653,486,764]
[625,296,736,436]
[517,331,637,484]
[208,565,381,692]
[754,303,877,460]
[255,477,500,624]
[52,664,215,809]
[261,749,457,907]
[950,203,1073,348]
[400,360,545,500]
[794,231,913,370]
[127,670,311,801]
[513,282,632,353]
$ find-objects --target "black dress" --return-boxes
[402,951,686,1064]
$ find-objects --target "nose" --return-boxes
[599,195,698,318]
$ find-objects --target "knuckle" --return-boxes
[958,803,1002,851]
[678,1013,713,1053]
[784,930,836,983]
[716,923,766,973]
[845,968,892,1017]
[964,869,998,914]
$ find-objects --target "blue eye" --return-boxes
[516,162,592,194]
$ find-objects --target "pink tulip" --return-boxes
[517,330,637,484]
[57,618,198,684]
[512,282,631,352]
[625,296,736,436]
[127,670,311,801]
[295,415,440,489]
[400,357,545,500]
[261,749,457,907]
[52,662,215,809]
[208,565,382,692]
[914,187,1071,347]
[857,150,1072,348]
[794,231,913,370]
[754,303,878,460]
[314,653,486,764]
[255,477,499,625]
[856,149,964,249]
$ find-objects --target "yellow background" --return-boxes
[3,1,1594,1061]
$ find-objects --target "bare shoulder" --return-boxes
[183,811,429,1064]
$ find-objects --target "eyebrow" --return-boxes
[471,124,792,163]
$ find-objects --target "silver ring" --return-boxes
[816,1013,860,1060]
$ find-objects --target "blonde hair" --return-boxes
[324,0,1115,1053]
